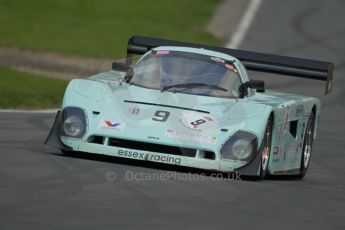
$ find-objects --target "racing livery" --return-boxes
[45,35,334,179]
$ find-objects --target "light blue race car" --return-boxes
[45,35,334,179]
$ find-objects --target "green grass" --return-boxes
[0,66,68,109]
[0,0,222,58]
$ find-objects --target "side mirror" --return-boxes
[239,80,265,98]
[247,80,265,92]
[112,61,130,72]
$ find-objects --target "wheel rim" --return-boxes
[262,147,269,171]
[262,121,272,171]
[303,119,313,169]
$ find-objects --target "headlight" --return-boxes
[232,139,254,160]
[63,116,83,137]
[220,131,258,161]
[60,107,86,138]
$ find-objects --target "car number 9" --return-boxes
[152,110,170,122]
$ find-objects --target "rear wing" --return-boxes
[126,35,334,95]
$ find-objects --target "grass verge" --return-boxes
[0,0,222,58]
[0,66,68,109]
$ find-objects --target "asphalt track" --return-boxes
[1,0,345,229]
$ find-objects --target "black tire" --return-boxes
[259,117,273,179]
[296,112,315,179]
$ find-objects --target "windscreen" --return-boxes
[130,50,242,98]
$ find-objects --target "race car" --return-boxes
[45,35,334,179]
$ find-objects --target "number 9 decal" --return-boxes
[190,119,206,126]
[152,110,170,122]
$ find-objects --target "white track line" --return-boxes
[226,0,263,49]
[0,109,58,114]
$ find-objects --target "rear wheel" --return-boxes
[296,112,315,179]
[259,117,273,179]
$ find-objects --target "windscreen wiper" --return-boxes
[161,83,228,92]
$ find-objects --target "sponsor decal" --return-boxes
[99,120,126,131]
[164,129,217,144]
[225,63,238,73]
[225,63,233,69]
[128,107,140,115]
[179,112,218,131]
[117,149,181,165]
[148,154,181,165]
[155,50,170,55]
[118,149,145,159]
[105,121,120,127]
[210,57,238,72]
[210,57,225,63]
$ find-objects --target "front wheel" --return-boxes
[296,112,315,179]
[259,117,273,179]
